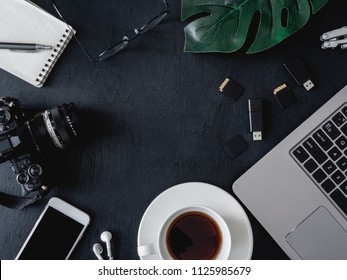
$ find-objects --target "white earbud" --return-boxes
[93,243,104,260]
[100,231,113,260]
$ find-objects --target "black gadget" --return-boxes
[218,78,244,102]
[273,84,296,109]
[224,135,248,159]
[283,56,315,91]
[0,97,79,209]
[248,99,263,141]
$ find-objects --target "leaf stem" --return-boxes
[191,0,251,49]
[211,0,251,29]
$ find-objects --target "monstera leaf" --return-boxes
[181,0,329,53]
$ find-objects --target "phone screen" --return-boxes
[18,206,84,260]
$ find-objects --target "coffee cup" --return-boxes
[138,205,231,260]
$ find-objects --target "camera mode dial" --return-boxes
[16,173,30,185]
[0,108,11,124]
[0,108,12,133]
[28,164,43,178]
[11,155,44,195]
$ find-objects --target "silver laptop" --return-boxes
[233,85,347,260]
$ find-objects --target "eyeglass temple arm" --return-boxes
[163,0,171,11]
[52,0,96,62]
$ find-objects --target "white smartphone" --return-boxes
[16,197,90,260]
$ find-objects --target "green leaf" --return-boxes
[181,0,329,53]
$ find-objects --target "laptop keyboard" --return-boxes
[291,104,347,217]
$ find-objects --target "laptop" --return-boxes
[233,85,347,260]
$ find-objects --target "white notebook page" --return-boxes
[0,0,74,87]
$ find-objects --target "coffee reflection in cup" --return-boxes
[138,205,231,260]
[166,211,222,260]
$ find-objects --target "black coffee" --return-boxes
[166,211,222,260]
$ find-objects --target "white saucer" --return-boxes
[137,182,253,260]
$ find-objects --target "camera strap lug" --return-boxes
[0,185,49,210]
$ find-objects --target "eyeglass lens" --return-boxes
[97,37,129,61]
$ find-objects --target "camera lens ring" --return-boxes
[27,103,79,153]
[50,106,72,145]
[61,103,78,137]
[42,110,65,149]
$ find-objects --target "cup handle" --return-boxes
[137,244,158,257]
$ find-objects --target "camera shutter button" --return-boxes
[28,164,43,178]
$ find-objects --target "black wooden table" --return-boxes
[0,0,346,260]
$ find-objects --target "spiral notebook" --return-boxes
[0,0,75,87]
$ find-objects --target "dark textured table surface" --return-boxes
[0,0,346,260]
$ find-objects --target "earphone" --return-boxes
[100,231,113,260]
[93,243,104,260]
[92,231,114,260]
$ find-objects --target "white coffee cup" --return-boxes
[138,205,232,260]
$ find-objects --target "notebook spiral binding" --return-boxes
[35,28,74,86]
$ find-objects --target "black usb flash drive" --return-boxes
[248,99,263,141]
[283,56,314,91]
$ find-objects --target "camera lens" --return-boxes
[0,108,11,125]
[27,103,79,153]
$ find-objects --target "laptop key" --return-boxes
[341,123,347,136]
[342,106,347,117]
[331,170,346,185]
[304,159,318,173]
[323,160,337,174]
[328,147,342,161]
[332,112,346,127]
[340,181,347,195]
[330,189,347,216]
[321,179,336,193]
[336,135,347,150]
[323,121,341,140]
[313,169,327,183]
[303,138,328,164]
[293,146,309,163]
[337,157,347,171]
[313,129,333,151]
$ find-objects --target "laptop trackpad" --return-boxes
[286,206,347,259]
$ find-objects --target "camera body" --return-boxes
[0,97,78,197]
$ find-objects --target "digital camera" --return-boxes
[0,97,79,197]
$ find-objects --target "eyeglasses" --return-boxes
[52,0,171,62]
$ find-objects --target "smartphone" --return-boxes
[16,197,90,260]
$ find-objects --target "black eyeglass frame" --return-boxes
[52,0,171,62]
